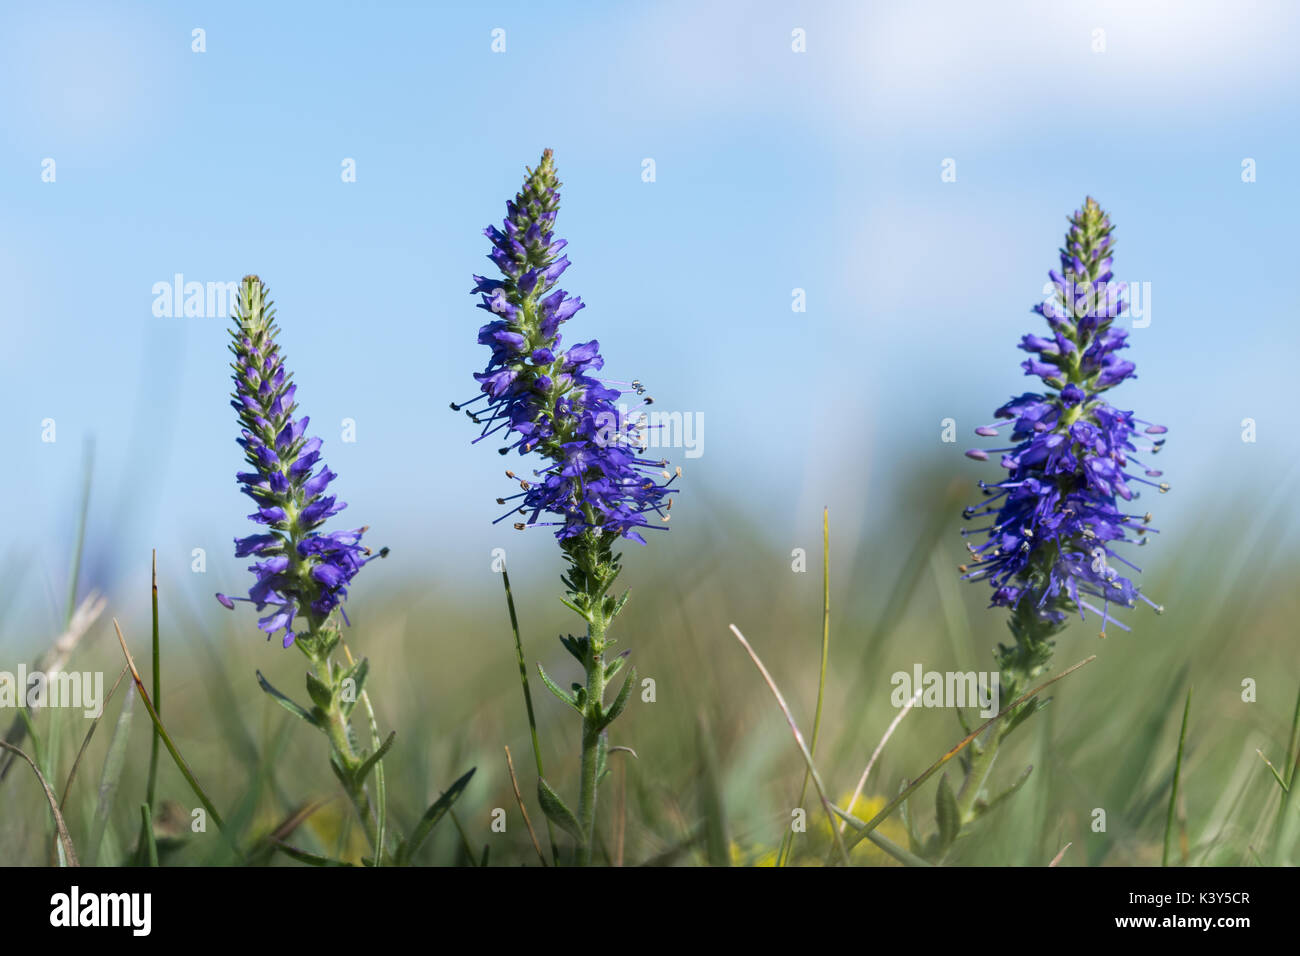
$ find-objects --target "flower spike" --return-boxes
[220,275,372,648]
[462,149,676,545]
[964,199,1169,694]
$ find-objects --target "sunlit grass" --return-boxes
[1,470,1297,866]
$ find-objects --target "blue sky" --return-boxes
[3,0,1298,633]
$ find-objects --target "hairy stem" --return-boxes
[303,629,380,857]
[956,725,1001,823]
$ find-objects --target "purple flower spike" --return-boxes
[962,199,1169,690]
[225,276,376,647]
[458,150,678,544]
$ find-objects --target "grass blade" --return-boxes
[60,664,129,812]
[64,438,94,627]
[138,804,159,867]
[0,593,106,786]
[1257,750,1289,792]
[505,745,548,866]
[145,549,161,810]
[840,686,922,835]
[245,798,333,865]
[728,623,848,865]
[87,680,137,866]
[0,741,79,866]
[829,803,932,866]
[1162,687,1192,867]
[447,808,480,866]
[113,619,227,835]
[840,655,1097,855]
[501,567,560,864]
[779,507,831,867]
[696,713,729,866]
[1272,682,1300,863]
[273,840,355,866]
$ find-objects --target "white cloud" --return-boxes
[592,0,1300,137]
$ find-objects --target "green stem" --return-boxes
[956,723,1001,824]
[304,632,380,857]
[575,616,608,866]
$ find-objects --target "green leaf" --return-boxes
[934,773,960,852]
[597,666,637,732]
[595,735,609,786]
[256,670,320,727]
[974,764,1034,820]
[609,589,631,621]
[328,750,352,789]
[537,663,581,713]
[1000,695,1048,742]
[353,679,387,865]
[397,767,476,865]
[305,672,333,710]
[604,653,628,681]
[318,629,340,658]
[954,706,972,736]
[536,776,584,844]
[899,785,922,854]
[559,633,586,663]
[353,731,397,787]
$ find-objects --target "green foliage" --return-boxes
[4,471,1298,869]
[537,776,583,845]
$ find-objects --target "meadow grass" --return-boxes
[2,468,1296,867]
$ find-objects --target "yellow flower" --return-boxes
[728,793,912,867]
[808,793,910,867]
[729,841,780,867]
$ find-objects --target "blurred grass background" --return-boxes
[1,461,1297,867]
